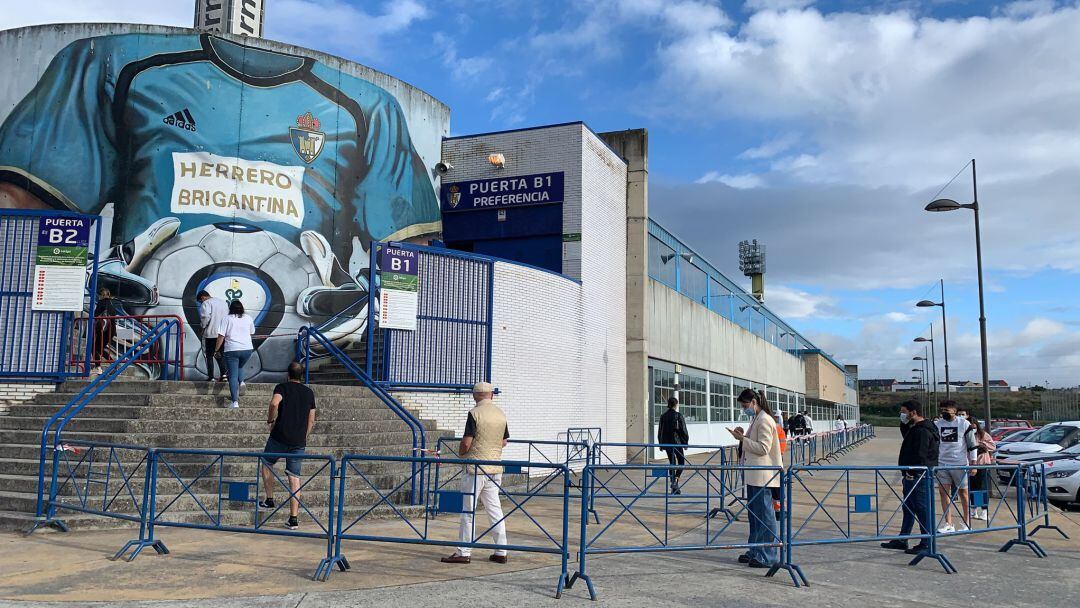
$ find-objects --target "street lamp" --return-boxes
[924,159,991,430]
[917,279,950,399]
[915,326,937,406]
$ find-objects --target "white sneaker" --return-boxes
[230,401,240,409]
[937,524,955,533]
[240,381,246,388]
[974,509,987,521]
[956,522,969,532]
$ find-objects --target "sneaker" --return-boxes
[956,522,969,532]
[286,516,298,530]
[975,508,987,521]
[229,401,240,409]
[259,498,275,509]
[937,523,955,534]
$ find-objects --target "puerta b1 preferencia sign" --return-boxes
[378,246,419,331]
[33,216,90,311]
[440,171,564,212]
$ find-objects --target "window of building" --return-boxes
[680,372,708,423]
[733,377,752,421]
[651,367,676,422]
[710,374,733,422]
[680,261,708,305]
[648,235,677,288]
[709,279,730,319]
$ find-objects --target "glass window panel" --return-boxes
[710,374,733,422]
[648,235,677,288]
[679,372,708,423]
[680,262,708,305]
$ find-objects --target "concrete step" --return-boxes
[2,443,423,461]
[0,427,433,445]
[56,381,379,398]
[0,456,414,479]
[25,393,392,409]
[0,416,432,435]
[3,404,410,422]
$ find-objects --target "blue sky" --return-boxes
[6,0,1080,386]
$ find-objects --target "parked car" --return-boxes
[1034,457,1080,509]
[998,428,1038,443]
[995,422,1080,483]
[991,418,1032,429]
[991,426,1035,441]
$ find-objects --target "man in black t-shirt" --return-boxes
[259,362,317,530]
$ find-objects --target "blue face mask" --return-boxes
[742,405,755,418]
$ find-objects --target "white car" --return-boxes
[995,422,1080,483]
[1039,458,1080,508]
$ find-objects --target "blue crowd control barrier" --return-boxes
[566,463,799,600]
[1020,462,1069,540]
[147,448,340,580]
[332,453,573,597]
[296,326,426,504]
[788,465,951,578]
[41,439,163,561]
[589,442,739,522]
[430,436,589,516]
[32,319,182,533]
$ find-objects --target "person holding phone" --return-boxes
[728,388,783,568]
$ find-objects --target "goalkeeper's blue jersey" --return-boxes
[0,32,440,257]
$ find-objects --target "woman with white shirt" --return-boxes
[729,388,783,568]
[214,299,255,408]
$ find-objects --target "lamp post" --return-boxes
[915,326,937,407]
[913,355,928,407]
[925,159,990,430]
[917,279,950,399]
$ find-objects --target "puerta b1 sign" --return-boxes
[440,172,564,212]
[379,246,419,331]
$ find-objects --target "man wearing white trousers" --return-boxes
[442,381,510,565]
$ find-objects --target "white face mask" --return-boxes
[900,412,910,424]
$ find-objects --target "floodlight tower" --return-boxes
[739,240,767,303]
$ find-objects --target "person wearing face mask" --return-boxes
[934,400,978,533]
[729,389,783,568]
[882,400,939,554]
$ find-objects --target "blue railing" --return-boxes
[296,325,427,504]
[31,318,182,532]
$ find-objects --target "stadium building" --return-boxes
[0,19,857,473]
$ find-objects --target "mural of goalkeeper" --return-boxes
[0,32,442,378]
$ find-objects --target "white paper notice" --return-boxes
[379,289,418,331]
[32,265,85,311]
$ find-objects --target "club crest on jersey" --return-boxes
[289,112,325,163]
[448,185,461,208]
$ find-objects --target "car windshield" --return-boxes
[1023,425,1072,445]
[1004,430,1033,441]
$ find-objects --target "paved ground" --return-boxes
[2,427,1078,607]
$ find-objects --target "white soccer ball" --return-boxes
[135,221,321,382]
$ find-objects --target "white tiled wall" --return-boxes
[0,382,54,414]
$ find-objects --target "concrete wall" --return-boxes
[804,353,847,403]
[647,280,805,393]
[597,129,649,447]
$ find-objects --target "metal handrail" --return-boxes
[296,326,427,503]
[33,319,181,526]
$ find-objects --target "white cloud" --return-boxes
[433,32,493,80]
[695,171,766,189]
[883,312,913,323]
[998,0,1057,18]
[738,133,799,159]
[766,285,842,319]
[654,5,1080,189]
[266,0,429,60]
[743,0,816,11]
[0,0,189,29]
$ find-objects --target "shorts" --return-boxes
[935,468,969,489]
[262,437,306,478]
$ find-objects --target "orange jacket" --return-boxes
[776,425,787,454]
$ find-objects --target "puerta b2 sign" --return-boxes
[32,216,90,312]
[379,246,419,331]
[440,172,564,212]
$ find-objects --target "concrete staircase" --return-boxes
[0,380,448,531]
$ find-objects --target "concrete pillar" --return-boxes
[598,129,649,461]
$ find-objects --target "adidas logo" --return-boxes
[163,108,197,132]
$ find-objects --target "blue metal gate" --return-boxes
[367,242,493,388]
[0,209,100,380]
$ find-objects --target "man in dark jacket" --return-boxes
[882,400,939,554]
[658,396,690,494]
